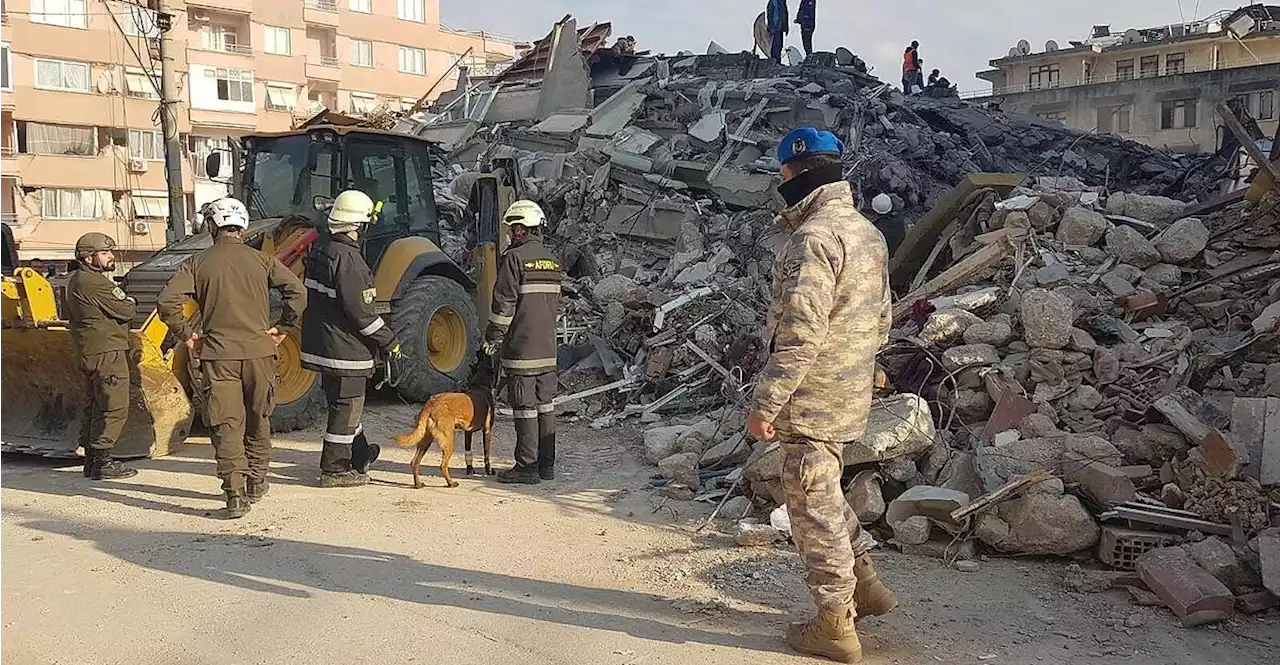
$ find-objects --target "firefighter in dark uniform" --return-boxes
[486,200,564,485]
[158,197,306,519]
[300,190,402,488]
[66,232,139,480]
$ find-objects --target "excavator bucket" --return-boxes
[0,270,193,459]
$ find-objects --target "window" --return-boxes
[23,122,95,156]
[1116,59,1134,81]
[398,0,425,22]
[1160,99,1197,129]
[349,39,373,67]
[128,129,164,161]
[1035,110,1067,124]
[349,92,377,114]
[31,0,87,29]
[132,193,168,218]
[349,0,372,12]
[34,58,91,92]
[1165,52,1185,75]
[1139,55,1159,78]
[41,189,103,220]
[1084,61,1093,84]
[265,83,297,111]
[1,42,10,92]
[1260,91,1276,120]
[263,26,291,55]
[1028,64,1059,90]
[398,46,426,75]
[200,25,241,53]
[124,67,157,99]
[1097,105,1131,134]
[190,136,228,179]
[215,68,254,103]
[120,4,158,38]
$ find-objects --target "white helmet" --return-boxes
[328,190,376,233]
[203,197,249,229]
[871,193,893,215]
[503,199,545,228]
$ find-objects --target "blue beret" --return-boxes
[778,128,845,164]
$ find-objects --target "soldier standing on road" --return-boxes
[158,198,306,519]
[66,233,139,480]
[746,128,897,663]
[300,190,402,488]
[485,200,563,485]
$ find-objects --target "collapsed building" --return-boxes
[401,17,1279,624]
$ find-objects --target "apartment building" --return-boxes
[0,0,515,265]
[969,4,1280,154]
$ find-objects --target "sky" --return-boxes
[441,0,1226,94]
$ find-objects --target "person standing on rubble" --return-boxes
[157,198,306,519]
[766,0,790,64]
[795,0,816,58]
[485,200,564,485]
[747,128,896,663]
[66,233,139,481]
[902,41,921,93]
[301,190,404,489]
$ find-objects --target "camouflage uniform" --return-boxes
[752,180,892,613]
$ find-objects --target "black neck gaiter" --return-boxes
[778,163,844,208]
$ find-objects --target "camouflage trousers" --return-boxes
[780,433,872,612]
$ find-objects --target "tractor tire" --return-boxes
[389,275,479,402]
[270,327,324,432]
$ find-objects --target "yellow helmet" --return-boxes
[328,190,376,232]
[502,199,545,228]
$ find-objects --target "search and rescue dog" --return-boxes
[393,389,494,488]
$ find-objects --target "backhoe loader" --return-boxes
[1,124,522,456]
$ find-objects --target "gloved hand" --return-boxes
[482,340,500,356]
[388,342,404,360]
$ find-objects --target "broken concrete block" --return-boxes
[1161,482,1186,508]
[1035,262,1071,286]
[845,470,885,524]
[1067,327,1097,353]
[941,344,1000,372]
[1142,263,1182,289]
[699,433,749,468]
[1063,434,1123,466]
[688,110,727,143]
[1153,217,1209,264]
[1021,289,1074,349]
[719,495,752,520]
[884,485,969,528]
[892,515,931,545]
[657,452,698,479]
[976,436,1065,489]
[1106,225,1161,269]
[963,320,1014,347]
[592,274,639,303]
[1186,537,1243,592]
[1114,193,1186,225]
[979,488,1098,555]
[677,417,725,455]
[643,425,689,464]
[1100,272,1137,297]
[734,521,782,546]
[1136,546,1233,627]
[1018,413,1059,438]
[845,394,935,466]
[1253,300,1280,335]
[1092,347,1121,384]
[1056,206,1109,246]
[920,308,983,344]
[1026,200,1057,231]
[1061,451,1136,508]
[1235,590,1280,614]
[1257,527,1280,596]
[1065,385,1104,412]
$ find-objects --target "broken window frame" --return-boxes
[1165,52,1185,76]
[1116,59,1134,81]
[1097,104,1131,134]
[1139,55,1159,78]
[40,188,103,220]
[1027,64,1059,90]
[1160,99,1197,130]
[1260,91,1276,121]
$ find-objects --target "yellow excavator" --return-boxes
[1,123,521,457]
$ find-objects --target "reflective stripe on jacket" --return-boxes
[300,234,395,377]
[484,237,562,376]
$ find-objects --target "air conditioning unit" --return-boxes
[128,158,148,172]
[131,220,150,234]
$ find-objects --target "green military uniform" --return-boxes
[157,234,306,504]
[65,258,136,473]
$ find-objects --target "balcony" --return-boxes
[192,41,253,57]
[303,0,340,27]
[186,0,253,14]
[305,55,341,81]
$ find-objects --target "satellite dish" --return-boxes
[1017,39,1031,54]
[1045,39,1059,51]
[1124,28,1140,43]
[834,47,854,66]
[753,12,770,55]
[1008,47,1020,57]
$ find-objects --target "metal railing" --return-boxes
[194,41,254,56]
[440,24,518,45]
[962,57,1273,98]
[309,54,339,68]
[304,0,337,12]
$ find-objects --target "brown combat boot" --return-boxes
[786,604,862,663]
[853,554,897,619]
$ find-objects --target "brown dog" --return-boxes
[393,389,494,488]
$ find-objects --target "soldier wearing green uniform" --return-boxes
[747,128,897,663]
[66,232,139,480]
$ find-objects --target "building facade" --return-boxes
[0,0,514,265]
[969,5,1280,155]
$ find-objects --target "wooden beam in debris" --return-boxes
[892,233,1016,323]
[553,377,639,405]
[683,340,732,380]
[708,97,770,181]
[1217,101,1280,200]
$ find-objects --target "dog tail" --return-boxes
[394,410,436,448]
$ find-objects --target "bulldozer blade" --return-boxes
[0,327,193,459]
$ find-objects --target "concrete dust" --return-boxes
[2,400,1275,665]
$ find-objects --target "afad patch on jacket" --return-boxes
[524,259,562,272]
[361,288,376,304]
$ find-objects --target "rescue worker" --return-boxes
[747,128,896,663]
[902,40,921,93]
[927,68,941,87]
[795,0,817,58]
[766,0,790,64]
[485,200,563,485]
[300,190,402,488]
[66,232,138,480]
[157,197,306,519]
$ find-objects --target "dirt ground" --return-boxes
[2,400,1277,665]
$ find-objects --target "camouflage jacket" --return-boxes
[751,181,892,442]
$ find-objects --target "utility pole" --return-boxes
[155,4,187,243]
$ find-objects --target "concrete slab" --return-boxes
[536,18,592,120]
[531,112,590,135]
[689,111,727,143]
[587,78,651,138]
